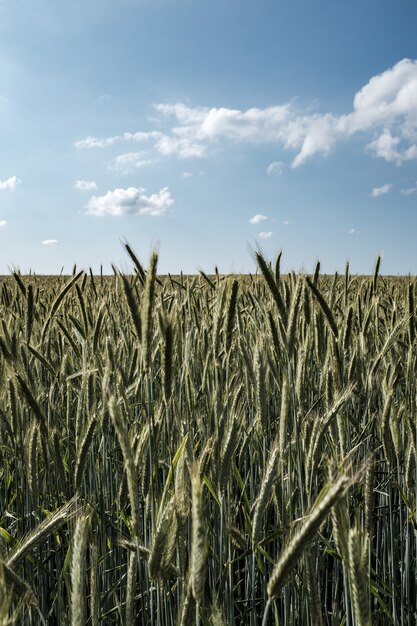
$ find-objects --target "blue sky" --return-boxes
[1,0,417,275]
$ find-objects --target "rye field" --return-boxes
[0,247,416,625]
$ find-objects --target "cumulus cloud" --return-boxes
[352,58,417,121]
[74,180,97,191]
[153,102,345,167]
[371,183,392,197]
[155,58,417,166]
[366,131,401,163]
[42,239,59,246]
[249,214,268,225]
[266,161,284,175]
[154,103,290,159]
[366,130,417,164]
[74,59,417,167]
[85,186,174,217]
[0,220,7,227]
[197,105,291,142]
[0,176,20,191]
[258,231,273,239]
[108,152,155,172]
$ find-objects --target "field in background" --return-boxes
[0,248,415,625]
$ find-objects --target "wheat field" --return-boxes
[0,246,415,625]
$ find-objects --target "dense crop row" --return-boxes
[0,247,415,625]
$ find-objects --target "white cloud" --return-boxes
[249,214,268,225]
[294,58,417,166]
[74,59,417,167]
[283,219,294,225]
[182,171,192,179]
[157,59,417,166]
[42,239,59,246]
[0,176,20,191]
[348,228,356,235]
[75,135,120,149]
[366,131,400,163]
[154,103,208,126]
[85,186,174,217]
[266,161,284,175]
[196,105,291,142]
[401,181,417,195]
[352,58,417,120]
[258,231,273,239]
[75,130,162,149]
[154,134,206,158]
[124,131,163,143]
[0,220,7,227]
[74,179,97,191]
[371,183,392,197]
[290,113,350,167]
[366,130,417,164]
[108,152,155,172]
[154,102,291,159]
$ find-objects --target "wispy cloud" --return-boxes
[347,227,368,235]
[182,171,192,179]
[371,183,392,197]
[154,134,206,158]
[266,161,284,175]
[0,220,7,227]
[75,135,120,149]
[85,186,174,217]
[107,152,155,172]
[249,214,268,225]
[74,179,97,191]
[283,219,294,225]
[258,231,273,239]
[75,130,162,149]
[74,59,417,168]
[42,239,59,246]
[401,180,417,195]
[0,176,20,191]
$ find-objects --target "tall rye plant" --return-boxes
[0,246,415,624]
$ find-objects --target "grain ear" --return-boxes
[190,462,207,607]
[71,512,91,626]
[267,470,353,601]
